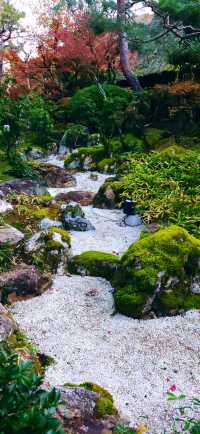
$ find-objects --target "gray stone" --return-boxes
[64,216,95,232]
[0,179,48,196]
[124,214,142,227]
[40,218,62,231]
[57,386,99,419]
[0,225,24,246]
[27,149,44,160]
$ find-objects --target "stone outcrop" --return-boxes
[0,225,24,246]
[0,264,52,302]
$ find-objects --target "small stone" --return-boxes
[40,218,62,231]
[124,214,142,227]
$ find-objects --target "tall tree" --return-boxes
[0,0,24,79]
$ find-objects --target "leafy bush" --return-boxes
[67,84,133,136]
[0,242,13,273]
[119,147,200,237]
[62,124,89,149]
[0,343,64,434]
[9,152,39,179]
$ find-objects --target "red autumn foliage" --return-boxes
[6,13,139,99]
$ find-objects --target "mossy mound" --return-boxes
[114,225,200,318]
[64,146,107,171]
[69,251,120,280]
[97,158,117,173]
[5,202,61,236]
[65,382,117,418]
[93,178,123,209]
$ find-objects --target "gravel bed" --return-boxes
[12,275,200,433]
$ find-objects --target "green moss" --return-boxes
[159,145,186,156]
[48,227,71,246]
[97,158,116,173]
[64,154,77,168]
[0,160,13,181]
[69,250,120,280]
[114,225,200,318]
[64,382,117,418]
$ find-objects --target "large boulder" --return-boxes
[62,202,95,232]
[0,225,24,246]
[114,225,200,319]
[39,164,76,188]
[0,303,17,342]
[0,179,48,196]
[0,264,52,302]
[93,178,122,209]
[55,191,95,206]
[25,227,71,273]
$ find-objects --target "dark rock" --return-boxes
[27,149,44,160]
[0,225,24,246]
[62,203,95,231]
[55,191,95,206]
[93,179,122,209]
[0,179,48,196]
[39,164,76,188]
[0,264,52,301]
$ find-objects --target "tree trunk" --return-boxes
[117,0,141,91]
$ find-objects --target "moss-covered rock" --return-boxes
[97,158,117,173]
[64,382,117,418]
[64,146,107,171]
[93,178,123,209]
[26,228,71,273]
[114,225,200,318]
[69,251,120,280]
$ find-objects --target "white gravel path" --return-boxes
[11,166,200,433]
[12,275,200,433]
[71,206,142,256]
[48,171,109,196]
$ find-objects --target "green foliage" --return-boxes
[9,152,38,179]
[119,147,200,237]
[69,250,120,280]
[62,124,89,148]
[0,242,13,273]
[0,343,64,434]
[113,424,136,434]
[67,84,133,136]
[18,94,54,147]
[158,0,200,26]
[114,225,200,318]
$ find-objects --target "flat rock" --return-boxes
[39,218,62,231]
[55,191,95,206]
[0,263,52,301]
[0,179,48,196]
[0,225,24,246]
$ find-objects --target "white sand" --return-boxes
[11,168,200,433]
[70,206,142,256]
[12,275,200,433]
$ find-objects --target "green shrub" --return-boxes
[0,343,64,434]
[114,225,200,318]
[0,242,13,273]
[69,250,120,280]
[67,84,133,136]
[119,147,200,237]
[62,123,89,149]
